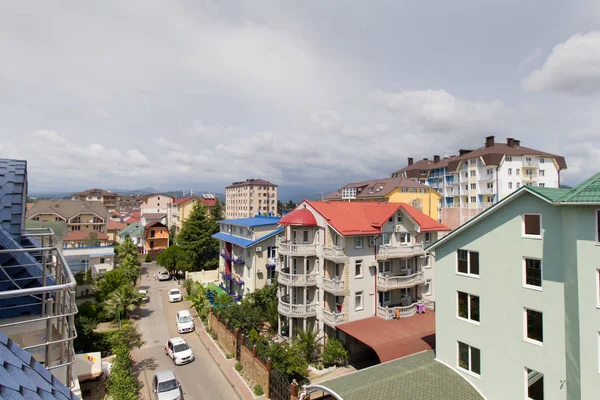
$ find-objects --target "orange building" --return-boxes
[143,221,169,257]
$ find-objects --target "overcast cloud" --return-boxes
[1,0,599,195]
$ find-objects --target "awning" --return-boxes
[336,313,435,363]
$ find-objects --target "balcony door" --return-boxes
[334,263,341,280]
[292,229,298,244]
[292,258,299,275]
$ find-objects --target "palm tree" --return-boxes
[103,285,143,323]
[294,328,320,363]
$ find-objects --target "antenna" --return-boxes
[182,190,187,197]
[190,189,195,197]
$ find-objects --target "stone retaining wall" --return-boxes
[210,313,236,356]
[240,339,271,397]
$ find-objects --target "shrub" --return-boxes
[107,345,140,400]
[322,338,349,367]
[226,353,234,359]
[253,384,264,396]
[77,301,98,320]
[235,362,243,372]
[145,254,151,262]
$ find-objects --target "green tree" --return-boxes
[107,345,140,400]
[294,329,320,363]
[102,284,143,322]
[322,338,349,367]
[118,236,140,265]
[109,321,145,349]
[177,202,219,270]
[168,225,177,246]
[118,236,141,285]
[157,244,193,277]
[83,231,99,247]
[210,199,224,222]
[94,269,129,302]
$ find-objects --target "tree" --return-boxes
[322,338,349,367]
[168,225,177,246]
[210,199,224,222]
[118,236,140,265]
[102,284,143,321]
[107,345,140,400]
[118,236,141,285]
[177,202,219,270]
[294,329,320,363]
[94,269,129,302]
[156,244,192,277]
[83,231,99,247]
[109,321,145,349]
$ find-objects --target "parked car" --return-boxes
[165,337,194,366]
[168,288,183,303]
[138,289,149,302]
[158,270,171,281]
[152,370,183,400]
[176,310,195,334]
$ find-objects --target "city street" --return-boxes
[133,263,238,400]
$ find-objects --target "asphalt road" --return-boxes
[133,262,237,400]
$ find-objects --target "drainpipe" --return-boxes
[372,234,381,316]
[496,166,500,204]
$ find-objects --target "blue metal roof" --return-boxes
[0,159,27,242]
[212,227,284,248]
[0,330,78,399]
[217,216,280,227]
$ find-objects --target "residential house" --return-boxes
[106,220,127,243]
[124,210,141,224]
[143,221,169,257]
[323,176,443,221]
[71,188,119,211]
[174,194,217,233]
[276,201,450,363]
[225,179,278,219]
[392,136,567,229]
[119,221,144,251]
[118,194,142,214]
[425,172,600,400]
[212,217,283,300]
[0,158,80,393]
[140,193,175,227]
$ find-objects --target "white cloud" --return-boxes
[518,47,544,72]
[522,31,600,95]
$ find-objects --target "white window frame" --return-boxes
[506,156,512,162]
[597,269,600,308]
[525,367,544,400]
[457,291,480,325]
[524,307,544,346]
[523,257,543,291]
[355,260,363,278]
[457,341,481,378]
[425,279,432,295]
[595,210,600,245]
[380,261,391,274]
[354,236,363,249]
[382,291,391,304]
[522,213,542,239]
[355,291,364,311]
[456,249,480,278]
[423,255,431,269]
[424,232,431,243]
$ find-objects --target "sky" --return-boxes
[1,1,600,196]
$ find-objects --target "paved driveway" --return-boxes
[133,263,237,400]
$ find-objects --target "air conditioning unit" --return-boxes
[394,225,403,232]
[255,246,262,252]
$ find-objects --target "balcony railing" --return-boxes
[277,300,317,317]
[322,277,345,295]
[277,240,317,257]
[376,244,424,260]
[0,229,78,388]
[377,272,425,291]
[478,174,495,181]
[522,173,538,181]
[377,302,422,320]
[266,258,277,269]
[278,271,317,286]
[322,246,348,263]
[322,309,345,327]
[523,159,539,167]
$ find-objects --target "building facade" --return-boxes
[426,172,600,400]
[276,201,449,343]
[143,221,169,257]
[174,195,217,233]
[71,188,119,211]
[140,193,175,227]
[213,217,283,300]
[225,179,278,219]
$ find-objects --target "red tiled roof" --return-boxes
[174,197,217,206]
[63,231,109,241]
[106,221,127,231]
[398,203,451,232]
[279,208,318,226]
[336,313,436,363]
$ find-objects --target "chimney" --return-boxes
[507,138,515,147]
[408,157,414,166]
[514,139,521,146]
[459,149,472,156]
[434,155,440,163]
[423,158,428,161]
[485,135,495,148]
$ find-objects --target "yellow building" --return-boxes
[174,196,218,232]
[323,177,442,221]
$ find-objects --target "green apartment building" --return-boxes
[426,172,600,400]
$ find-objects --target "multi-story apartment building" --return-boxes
[276,201,450,356]
[392,136,567,229]
[71,188,120,211]
[174,194,217,233]
[323,176,443,221]
[143,221,169,257]
[426,172,600,400]
[140,193,175,227]
[225,179,278,219]
[118,194,143,213]
[213,217,283,300]
[0,159,80,395]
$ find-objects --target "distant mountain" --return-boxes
[107,187,159,196]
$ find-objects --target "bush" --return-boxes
[253,384,264,396]
[235,362,243,372]
[145,254,151,262]
[226,353,233,359]
[107,345,140,400]
[322,338,349,367]
[77,301,98,320]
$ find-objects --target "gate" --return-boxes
[269,368,291,400]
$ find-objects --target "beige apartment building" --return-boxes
[225,179,278,219]
[71,188,120,211]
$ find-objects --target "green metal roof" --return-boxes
[318,351,483,400]
[526,186,569,202]
[554,171,600,202]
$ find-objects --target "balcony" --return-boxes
[266,258,277,269]
[322,247,348,263]
[220,271,232,281]
[479,187,495,195]
[522,173,538,182]
[232,255,245,265]
[376,244,424,260]
[278,271,317,286]
[278,300,317,317]
[377,272,425,291]
[523,159,539,168]
[377,302,421,320]
[220,251,232,261]
[278,240,317,257]
[322,309,345,327]
[478,174,495,181]
[322,277,345,295]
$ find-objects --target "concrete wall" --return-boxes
[210,313,237,356]
[441,207,486,231]
[239,339,270,396]
[186,270,219,283]
[387,188,442,221]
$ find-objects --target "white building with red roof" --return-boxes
[277,200,450,364]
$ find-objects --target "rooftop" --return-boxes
[173,196,217,206]
[71,188,117,197]
[0,159,27,241]
[212,227,285,248]
[106,220,127,230]
[217,216,280,227]
[27,200,108,220]
[226,178,278,188]
[63,231,110,241]
[323,177,431,201]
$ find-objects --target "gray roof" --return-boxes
[0,330,78,399]
[316,351,482,400]
[142,213,167,220]
[27,199,108,221]
[0,159,28,241]
[324,177,431,201]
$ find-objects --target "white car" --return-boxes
[138,289,149,302]
[158,270,171,281]
[168,289,182,303]
[176,310,195,334]
[165,337,194,366]
[152,370,183,400]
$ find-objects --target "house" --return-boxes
[225,179,278,219]
[212,217,283,300]
[140,193,175,227]
[119,221,144,251]
[392,136,567,229]
[118,194,143,214]
[71,188,119,211]
[143,220,169,257]
[0,159,80,393]
[425,171,600,400]
[124,210,141,224]
[276,200,450,363]
[106,220,127,243]
[174,194,217,233]
[323,176,443,221]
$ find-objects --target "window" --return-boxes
[506,156,512,161]
[524,258,542,289]
[597,269,600,306]
[508,168,513,175]
[486,182,493,189]
[539,170,545,177]
[303,230,309,243]
[457,249,479,276]
[382,233,391,245]
[539,183,545,188]
[470,170,476,177]
[380,261,391,274]
[423,255,430,267]
[99,257,105,264]
[470,183,476,189]
[458,342,481,376]
[425,279,432,295]
[517,182,521,188]
[516,168,520,175]
[424,232,431,243]
[355,260,363,278]
[388,216,393,223]
[399,232,411,244]
[382,291,391,304]
[396,213,403,223]
[525,368,544,400]
[355,292,363,310]
[539,158,545,164]
[458,292,480,323]
[523,214,541,237]
[508,182,513,189]
[470,159,476,165]
[525,309,543,344]
[354,237,363,249]
[470,196,476,203]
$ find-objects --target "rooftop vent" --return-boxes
[433,155,440,163]
[506,138,515,147]
[485,135,495,148]
[407,157,414,166]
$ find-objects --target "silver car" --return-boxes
[152,370,183,400]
